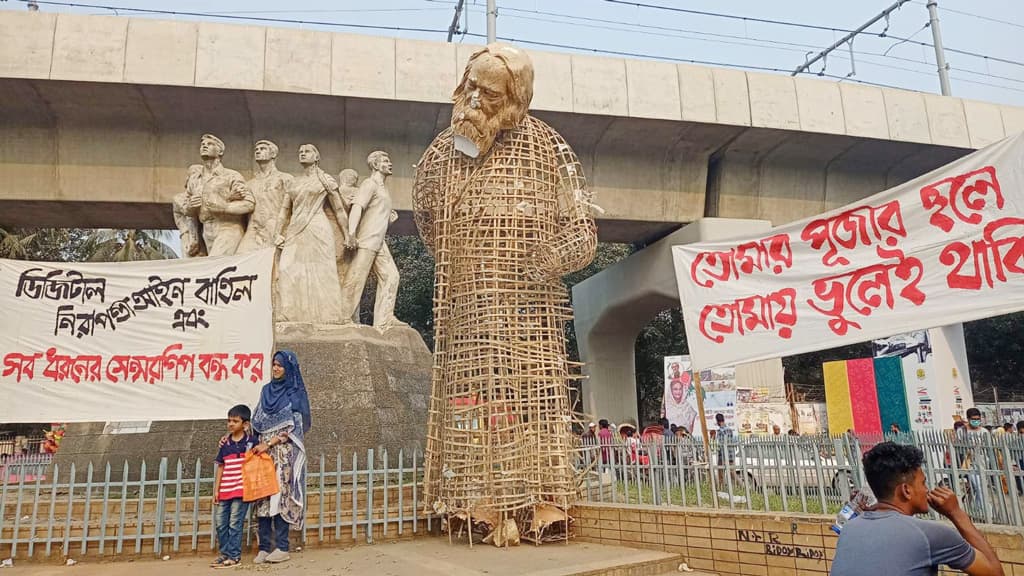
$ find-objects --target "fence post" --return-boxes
[335,452,342,543]
[382,449,389,538]
[351,452,358,542]
[45,463,58,558]
[366,449,374,544]
[99,463,111,556]
[10,458,27,559]
[397,449,404,536]
[116,462,128,555]
[412,449,419,534]
[154,458,168,556]
[27,462,43,558]
[62,463,75,559]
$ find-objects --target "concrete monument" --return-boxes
[172,165,205,257]
[146,139,431,475]
[273,144,350,324]
[184,134,255,257]
[413,44,598,534]
[339,151,403,331]
[238,139,292,253]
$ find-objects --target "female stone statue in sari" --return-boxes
[273,144,353,324]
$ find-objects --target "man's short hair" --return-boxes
[966,407,982,418]
[201,134,225,157]
[863,442,924,500]
[715,413,725,423]
[228,404,251,422]
[598,419,609,429]
[1017,420,1024,431]
[255,139,279,158]
[367,150,389,171]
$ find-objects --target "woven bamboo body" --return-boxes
[413,116,598,518]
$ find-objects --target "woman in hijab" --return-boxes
[250,350,311,565]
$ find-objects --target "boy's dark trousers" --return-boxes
[216,498,250,560]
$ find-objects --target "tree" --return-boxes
[0,227,93,262]
[80,229,177,262]
[0,227,37,260]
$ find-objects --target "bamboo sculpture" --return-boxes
[412,44,599,541]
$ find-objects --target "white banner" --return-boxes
[0,249,275,422]
[673,133,1024,371]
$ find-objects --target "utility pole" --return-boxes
[446,0,466,43]
[792,0,911,76]
[926,0,953,95]
[486,0,497,44]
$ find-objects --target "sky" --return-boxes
[2,0,1022,106]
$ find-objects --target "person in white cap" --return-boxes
[581,422,597,443]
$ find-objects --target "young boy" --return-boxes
[212,404,255,568]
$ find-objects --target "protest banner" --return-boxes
[673,133,1024,371]
[0,249,274,422]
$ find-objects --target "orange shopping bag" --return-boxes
[242,451,280,502]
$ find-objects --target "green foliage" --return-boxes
[81,229,177,262]
[964,313,1024,402]
[0,228,99,262]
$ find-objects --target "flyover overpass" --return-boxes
[2,11,1021,241]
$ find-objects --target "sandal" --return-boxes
[210,555,229,567]
[213,558,239,569]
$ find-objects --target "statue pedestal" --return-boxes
[274,322,432,460]
[55,324,432,478]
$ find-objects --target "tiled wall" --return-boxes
[573,503,1024,576]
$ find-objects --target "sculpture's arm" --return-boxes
[172,193,202,257]
[183,166,203,216]
[273,191,294,246]
[526,133,599,281]
[411,137,448,256]
[222,178,256,215]
[326,188,352,245]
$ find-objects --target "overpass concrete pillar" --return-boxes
[572,218,776,425]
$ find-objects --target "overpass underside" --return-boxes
[0,76,970,244]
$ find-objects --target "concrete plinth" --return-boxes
[55,324,431,477]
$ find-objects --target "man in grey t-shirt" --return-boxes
[832,442,1003,576]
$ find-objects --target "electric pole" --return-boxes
[486,0,497,44]
[446,0,466,43]
[926,0,953,95]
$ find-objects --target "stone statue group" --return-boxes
[171,137,402,330]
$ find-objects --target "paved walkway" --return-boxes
[3,539,691,576]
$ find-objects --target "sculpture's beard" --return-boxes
[451,98,501,159]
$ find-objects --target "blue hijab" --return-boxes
[255,350,312,432]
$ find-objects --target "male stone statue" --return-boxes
[184,134,255,256]
[238,139,292,253]
[412,44,598,528]
[172,165,205,257]
[339,151,402,331]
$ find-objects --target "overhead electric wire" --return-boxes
[499,8,1024,92]
[12,0,450,34]
[13,0,1024,95]
[910,0,1024,30]
[603,0,1024,69]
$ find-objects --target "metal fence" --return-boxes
[0,448,429,561]
[577,431,1024,527]
[0,438,46,458]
